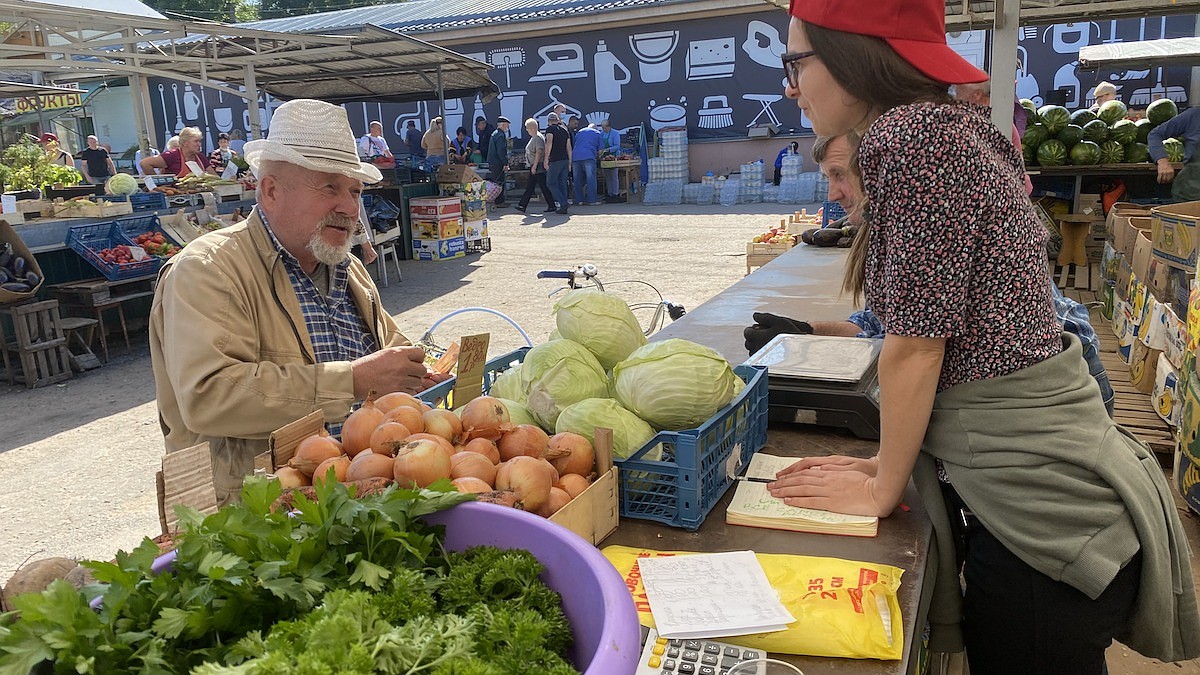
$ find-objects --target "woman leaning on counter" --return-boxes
[139,126,211,177]
[765,0,1200,673]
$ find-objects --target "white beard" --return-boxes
[306,227,352,266]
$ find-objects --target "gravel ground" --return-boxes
[1,200,1197,673]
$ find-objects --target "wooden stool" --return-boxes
[59,316,102,371]
[1056,219,1090,268]
[1,300,73,388]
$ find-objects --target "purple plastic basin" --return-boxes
[129,502,640,673]
[422,501,641,674]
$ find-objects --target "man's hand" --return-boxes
[351,346,430,399]
[1158,157,1176,184]
[743,312,814,354]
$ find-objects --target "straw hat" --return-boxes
[243,99,382,184]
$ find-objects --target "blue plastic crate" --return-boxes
[418,348,769,530]
[65,222,162,281]
[821,200,848,228]
[113,214,182,249]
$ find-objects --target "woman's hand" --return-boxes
[767,469,888,517]
[776,454,878,477]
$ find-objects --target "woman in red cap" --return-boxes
[767,0,1200,672]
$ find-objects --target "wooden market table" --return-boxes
[601,160,643,203]
[50,276,157,362]
[1029,162,1181,213]
[606,244,935,675]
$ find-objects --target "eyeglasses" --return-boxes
[781,50,817,89]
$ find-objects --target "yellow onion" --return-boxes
[369,421,413,457]
[405,432,456,457]
[450,451,498,486]
[346,450,395,481]
[375,391,426,414]
[393,438,452,487]
[341,392,386,457]
[537,487,573,517]
[274,466,310,488]
[499,424,550,462]
[546,432,595,476]
[290,432,342,476]
[312,456,350,486]
[459,438,500,464]
[423,409,463,443]
[452,477,493,494]
[495,456,553,512]
[384,405,425,435]
[555,473,591,499]
[459,396,511,441]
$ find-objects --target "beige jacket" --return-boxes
[149,210,408,501]
[421,127,449,155]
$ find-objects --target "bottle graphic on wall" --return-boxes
[594,40,631,104]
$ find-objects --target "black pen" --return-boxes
[734,475,773,484]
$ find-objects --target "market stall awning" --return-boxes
[148,24,499,104]
[1079,38,1200,71]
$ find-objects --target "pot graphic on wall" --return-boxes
[629,30,678,83]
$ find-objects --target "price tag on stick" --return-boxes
[452,334,490,407]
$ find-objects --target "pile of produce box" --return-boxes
[1022,98,1182,168]
[643,131,688,206]
[410,196,465,261]
[439,179,490,254]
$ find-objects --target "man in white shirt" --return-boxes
[358,121,392,160]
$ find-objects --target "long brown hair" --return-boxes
[804,22,952,301]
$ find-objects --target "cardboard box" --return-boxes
[1151,201,1200,269]
[462,199,487,223]
[1116,257,1133,301]
[1154,352,1182,427]
[1077,193,1104,219]
[1148,254,1192,318]
[1175,447,1200,515]
[435,164,483,184]
[439,181,488,201]
[1106,202,1153,240]
[0,219,45,303]
[1163,304,1189,371]
[1115,300,1138,363]
[1101,242,1120,284]
[1131,229,1154,283]
[1117,216,1153,259]
[265,410,619,546]
[1179,373,1200,463]
[1101,284,1115,321]
[409,196,462,219]
[413,217,464,240]
[464,219,489,242]
[1129,340,1160,394]
[412,236,466,261]
[156,442,218,536]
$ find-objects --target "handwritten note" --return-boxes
[729,481,877,525]
[745,452,800,480]
[452,333,489,407]
[636,551,794,639]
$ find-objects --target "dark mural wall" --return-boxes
[145,12,1195,154]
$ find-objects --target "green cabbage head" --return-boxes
[495,398,537,428]
[613,339,745,430]
[489,364,525,403]
[105,173,140,196]
[555,397,660,461]
[554,289,647,370]
[519,339,611,430]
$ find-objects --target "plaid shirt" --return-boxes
[259,210,377,435]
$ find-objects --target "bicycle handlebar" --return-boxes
[536,270,574,279]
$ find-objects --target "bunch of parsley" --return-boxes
[0,478,575,674]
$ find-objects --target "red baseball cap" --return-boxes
[788,0,988,85]
[37,132,57,143]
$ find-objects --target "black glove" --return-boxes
[744,312,813,354]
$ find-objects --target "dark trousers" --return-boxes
[773,166,782,186]
[963,522,1141,675]
[493,170,507,205]
[518,170,555,210]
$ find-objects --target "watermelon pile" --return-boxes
[1020,96,1182,168]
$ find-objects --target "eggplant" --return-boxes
[0,243,10,269]
[800,228,819,245]
[812,228,844,247]
[1,282,31,293]
[0,268,7,284]
[24,271,40,288]
[10,256,25,277]
[837,236,853,248]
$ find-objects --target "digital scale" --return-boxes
[744,334,883,439]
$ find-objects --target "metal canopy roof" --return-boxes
[0,80,84,98]
[1079,37,1200,71]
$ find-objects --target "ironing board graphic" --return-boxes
[743,94,783,128]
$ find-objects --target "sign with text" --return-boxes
[15,89,83,114]
[452,333,490,407]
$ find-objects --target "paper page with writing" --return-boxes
[635,550,795,639]
[745,452,801,480]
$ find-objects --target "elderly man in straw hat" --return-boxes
[149,99,447,504]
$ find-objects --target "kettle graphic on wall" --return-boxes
[594,40,632,104]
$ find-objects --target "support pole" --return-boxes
[127,33,150,157]
[990,0,1020,136]
[245,64,262,140]
[437,64,449,166]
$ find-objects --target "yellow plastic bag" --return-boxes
[602,545,904,660]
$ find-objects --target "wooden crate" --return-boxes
[51,199,133,219]
[1,300,72,388]
[746,240,794,274]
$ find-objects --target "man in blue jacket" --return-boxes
[404,121,425,168]
[488,117,511,207]
[571,123,603,206]
[1149,106,1200,202]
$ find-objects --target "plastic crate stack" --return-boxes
[738,163,765,203]
[718,177,741,207]
[761,183,779,203]
[643,131,688,206]
[682,182,715,205]
[778,156,816,204]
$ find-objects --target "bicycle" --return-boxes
[536,263,686,336]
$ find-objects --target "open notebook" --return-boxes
[725,453,879,537]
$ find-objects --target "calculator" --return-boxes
[635,627,766,675]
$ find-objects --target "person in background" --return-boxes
[599,119,623,202]
[571,122,602,206]
[1092,81,1119,108]
[768,1,1199,671]
[516,118,556,214]
[488,117,512,207]
[134,145,159,177]
[166,136,180,152]
[141,127,209,178]
[1149,106,1200,202]
[544,112,572,216]
[566,115,580,145]
[773,141,800,185]
[149,99,448,505]
[358,121,392,163]
[208,133,239,177]
[404,121,425,167]
[449,127,475,165]
[475,116,495,163]
[76,135,116,185]
[228,128,246,155]
[422,116,450,168]
[36,133,73,167]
